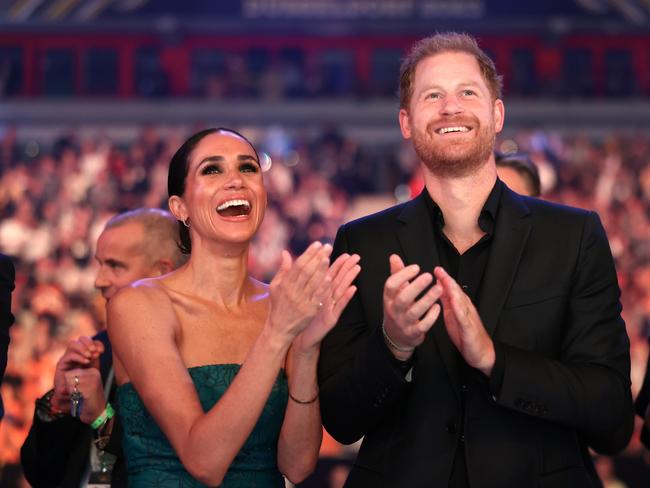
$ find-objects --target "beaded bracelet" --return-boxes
[35,389,66,422]
[382,321,415,353]
[91,403,115,430]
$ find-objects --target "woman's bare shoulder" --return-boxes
[107,275,177,323]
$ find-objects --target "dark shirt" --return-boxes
[424,179,501,488]
[0,254,15,421]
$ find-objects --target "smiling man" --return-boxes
[318,33,633,487]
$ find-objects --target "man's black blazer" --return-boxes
[0,253,15,420]
[20,330,126,487]
[319,183,634,488]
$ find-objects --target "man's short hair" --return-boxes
[399,32,503,109]
[104,208,187,268]
[495,152,542,197]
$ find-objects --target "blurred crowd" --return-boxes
[2,42,642,100]
[0,124,648,486]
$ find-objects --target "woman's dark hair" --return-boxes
[167,127,260,254]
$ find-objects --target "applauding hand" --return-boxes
[293,252,361,354]
[382,254,442,360]
[434,266,495,376]
[267,242,333,346]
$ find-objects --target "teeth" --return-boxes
[437,126,469,134]
[217,199,251,211]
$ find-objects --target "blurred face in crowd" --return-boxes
[94,221,162,300]
[497,166,534,196]
[399,51,504,178]
[169,131,266,248]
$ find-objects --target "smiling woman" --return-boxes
[106,128,361,487]
[166,128,265,254]
[167,128,268,252]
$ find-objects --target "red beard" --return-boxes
[411,115,495,178]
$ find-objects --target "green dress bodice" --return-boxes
[117,364,288,487]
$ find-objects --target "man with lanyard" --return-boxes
[21,208,187,487]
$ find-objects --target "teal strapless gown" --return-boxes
[116,364,288,487]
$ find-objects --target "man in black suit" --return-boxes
[21,208,186,488]
[318,33,633,487]
[0,253,15,422]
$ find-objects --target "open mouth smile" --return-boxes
[216,199,251,217]
[435,126,471,135]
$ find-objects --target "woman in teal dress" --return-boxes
[107,128,360,486]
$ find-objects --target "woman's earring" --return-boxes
[182,218,190,228]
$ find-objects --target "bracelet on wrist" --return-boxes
[91,403,115,430]
[288,390,319,405]
[382,321,416,353]
[36,389,66,422]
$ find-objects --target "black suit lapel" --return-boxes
[396,192,437,272]
[396,193,461,396]
[478,187,532,337]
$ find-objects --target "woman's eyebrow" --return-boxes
[197,155,223,166]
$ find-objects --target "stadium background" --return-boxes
[1,0,650,486]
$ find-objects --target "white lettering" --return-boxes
[243,0,416,19]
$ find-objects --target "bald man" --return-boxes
[21,208,187,488]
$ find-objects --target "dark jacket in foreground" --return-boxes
[0,253,15,420]
[20,330,126,487]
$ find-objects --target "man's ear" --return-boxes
[168,195,187,222]
[398,108,412,139]
[493,99,505,134]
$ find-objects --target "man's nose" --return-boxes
[440,94,463,116]
[94,268,110,291]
